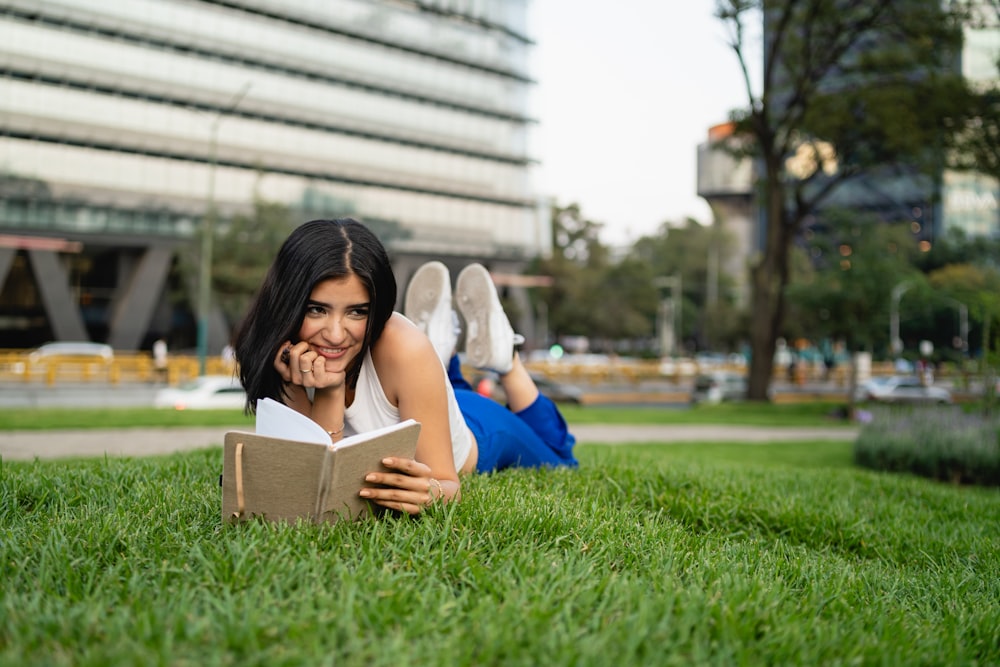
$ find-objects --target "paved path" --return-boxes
[0,424,858,461]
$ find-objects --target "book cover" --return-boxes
[222,399,420,524]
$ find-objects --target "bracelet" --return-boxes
[326,424,344,437]
[428,477,444,501]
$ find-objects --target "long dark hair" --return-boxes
[232,218,397,413]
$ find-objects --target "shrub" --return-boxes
[853,406,1000,486]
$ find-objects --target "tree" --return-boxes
[632,218,742,352]
[211,199,295,329]
[715,0,970,399]
[590,257,660,348]
[532,203,611,347]
[928,263,1000,353]
[529,203,661,352]
[786,212,924,404]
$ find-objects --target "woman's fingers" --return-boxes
[360,463,440,513]
[359,486,433,515]
[275,342,326,387]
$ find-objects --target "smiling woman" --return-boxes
[231,218,578,516]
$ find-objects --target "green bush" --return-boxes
[854,406,1000,486]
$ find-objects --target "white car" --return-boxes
[28,341,114,363]
[855,375,952,405]
[690,371,747,404]
[153,375,247,410]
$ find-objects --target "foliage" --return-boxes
[532,204,620,346]
[2,445,998,665]
[918,226,1000,274]
[590,257,659,342]
[928,263,1000,356]
[854,406,1000,486]
[785,211,923,354]
[715,0,972,399]
[211,199,296,329]
[632,218,743,351]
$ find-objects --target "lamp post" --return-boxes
[889,280,913,356]
[941,296,969,357]
[196,82,251,375]
[653,276,682,356]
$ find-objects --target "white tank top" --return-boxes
[344,349,473,471]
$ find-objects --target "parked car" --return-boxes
[855,375,952,405]
[690,371,747,405]
[153,375,246,410]
[28,341,114,363]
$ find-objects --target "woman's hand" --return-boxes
[359,456,452,515]
[274,341,346,390]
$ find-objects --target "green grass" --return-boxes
[0,401,850,430]
[561,401,851,426]
[0,407,254,430]
[2,442,997,666]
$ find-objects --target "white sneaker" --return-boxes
[455,264,523,374]
[404,261,457,366]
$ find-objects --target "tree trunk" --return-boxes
[747,174,792,401]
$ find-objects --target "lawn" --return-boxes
[2,439,997,665]
[0,401,851,430]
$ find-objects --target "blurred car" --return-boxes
[154,375,246,410]
[532,373,584,404]
[855,375,952,405]
[482,372,584,405]
[28,341,113,363]
[690,371,747,405]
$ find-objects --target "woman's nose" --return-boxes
[323,316,345,341]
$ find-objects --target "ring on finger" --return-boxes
[301,368,313,374]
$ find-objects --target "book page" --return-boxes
[334,419,421,450]
[255,398,420,450]
[255,398,330,444]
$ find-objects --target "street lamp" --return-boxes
[653,276,682,356]
[196,82,251,375]
[889,280,913,356]
[941,296,969,357]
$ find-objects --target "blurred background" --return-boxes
[1,0,998,403]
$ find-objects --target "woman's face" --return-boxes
[297,274,371,373]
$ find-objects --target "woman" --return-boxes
[233,218,576,516]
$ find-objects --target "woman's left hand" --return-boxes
[359,457,449,514]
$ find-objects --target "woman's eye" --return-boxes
[349,307,370,319]
[305,305,326,316]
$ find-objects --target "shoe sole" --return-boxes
[404,261,449,322]
[455,264,504,370]
[403,262,452,360]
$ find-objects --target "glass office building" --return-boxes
[941,5,1000,239]
[0,0,544,350]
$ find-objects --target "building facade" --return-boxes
[0,0,545,351]
[942,3,1000,238]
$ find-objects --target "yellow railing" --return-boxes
[0,348,947,388]
[0,350,236,386]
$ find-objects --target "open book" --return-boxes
[222,398,420,524]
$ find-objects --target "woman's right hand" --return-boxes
[274,341,346,390]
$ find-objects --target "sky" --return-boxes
[527,2,753,245]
